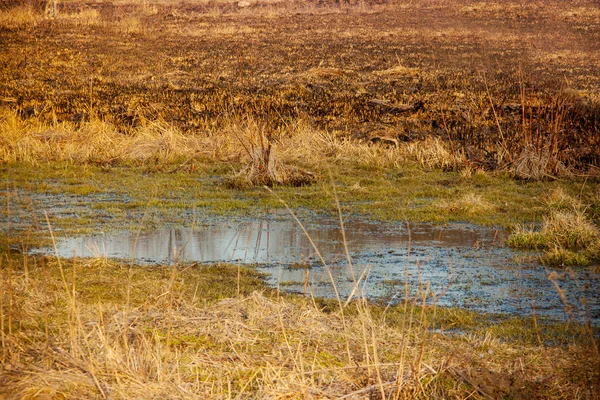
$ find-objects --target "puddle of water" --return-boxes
[35,210,600,325]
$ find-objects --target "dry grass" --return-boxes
[513,144,567,180]
[278,122,467,172]
[58,7,101,25]
[0,253,597,399]
[543,187,584,212]
[439,193,494,216]
[0,5,41,28]
[0,110,468,183]
[541,210,599,251]
[403,137,467,171]
[0,110,212,166]
[2,0,599,177]
[117,15,143,34]
[222,117,318,188]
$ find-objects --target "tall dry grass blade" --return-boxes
[0,259,5,362]
[329,171,359,307]
[44,211,72,305]
[482,72,512,164]
[394,222,414,400]
[264,186,352,363]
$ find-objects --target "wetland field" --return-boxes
[1,0,600,398]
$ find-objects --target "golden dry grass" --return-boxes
[0,5,41,28]
[439,193,494,216]
[0,254,597,399]
[0,110,467,179]
[2,0,599,176]
[0,110,215,165]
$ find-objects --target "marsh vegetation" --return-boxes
[1,0,600,398]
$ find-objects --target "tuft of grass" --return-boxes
[543,187,584,212]
[223,117,317,188]
[541,210,599,251]
[542,247,590,267]
[506,226,546,249]
[508,191,600,266]
[118,15,143,34]
[403,137,467,171]
[0,111,211,166]
[439,193,494,215]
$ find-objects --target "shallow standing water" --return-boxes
[38,210,599,325]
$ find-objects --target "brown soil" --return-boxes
[1,0,599,172]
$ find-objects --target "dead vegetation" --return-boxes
[1,0,599,183]
[0,1,599,396]
[0,253,597,399]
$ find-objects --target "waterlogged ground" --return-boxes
[3,165,599,326]
[36,209,600,326]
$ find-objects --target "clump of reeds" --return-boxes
[223,117,317,188]
[509,86,598,179]
[508,189,600,266]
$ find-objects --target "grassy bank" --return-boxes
[0,251,598,399]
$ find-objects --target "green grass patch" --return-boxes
[508,192,600,267]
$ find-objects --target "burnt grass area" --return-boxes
[1,0,600,173]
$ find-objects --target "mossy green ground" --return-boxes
[3,162,598,236]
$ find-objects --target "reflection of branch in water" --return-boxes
[254,220,263,263]
[84,234,107,260]
[167,228,173,264]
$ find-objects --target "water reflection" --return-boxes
[41,212,599,325]
[51,215,502,264]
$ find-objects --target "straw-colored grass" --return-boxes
[59,7,101,25]
[0,110,214,165]
[0,110,467,182]
[439,193,495,216]
[403,137,467,171]
[0,5,41,28]
[0,253,596,399]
